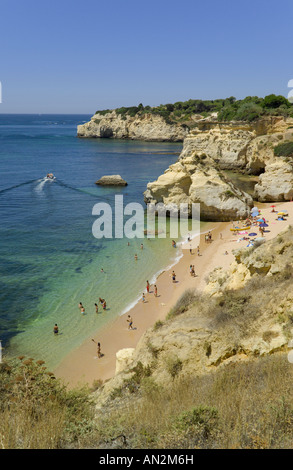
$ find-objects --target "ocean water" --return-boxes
[0,114,190,369]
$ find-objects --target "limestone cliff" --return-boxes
[77,110,189,142]
[144,116,293,207]
[144,153,253,221]
[180,116,293,173]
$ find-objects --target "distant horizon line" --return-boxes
[0,112,93,115]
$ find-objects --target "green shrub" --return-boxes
[274,141,293,158]
[167,289,198,319]
[165,356,183,379]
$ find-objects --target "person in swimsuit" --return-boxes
[53,324,59,334]
[127,315,133,330]
[95,303,98,313]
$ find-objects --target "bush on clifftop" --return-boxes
[94,94,293,125]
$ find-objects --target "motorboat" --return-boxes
[45,173,55,180]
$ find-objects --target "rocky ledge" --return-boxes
[143,116,293,214]
[77,110,189,142]
[144,153,253,221]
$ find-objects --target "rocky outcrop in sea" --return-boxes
[77,110,189,142]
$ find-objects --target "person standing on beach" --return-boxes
[172,271,176,283]
[97,342,101,358]
[127,315,134,330]
[142,293,146,302]
[197,246,200,256]
[154,285,158,297]
[146,280,150,293]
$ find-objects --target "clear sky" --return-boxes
[0,0,293,114]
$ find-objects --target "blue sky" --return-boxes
[0,0,293,113]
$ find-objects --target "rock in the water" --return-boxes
[96,175,128,186]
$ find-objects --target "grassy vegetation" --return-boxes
[95,94,293,125]
[91,354,293,449]
[0,356,96,449]
[274,141,293,158]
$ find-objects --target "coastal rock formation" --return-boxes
[77,111,189,142]
[180,116,293,173]
[144,153,253,221]
[143,116,293,210]
[95,175,128,186]
[205,225,293,295]
[115,348,135,374]
[254,160,293,201]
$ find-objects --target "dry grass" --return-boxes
[93,353,293,449]
[0,357,96,449]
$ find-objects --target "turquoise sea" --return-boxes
[0,114,188,369]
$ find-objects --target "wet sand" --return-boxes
[54,201,293,388]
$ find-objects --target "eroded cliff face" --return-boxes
[143,153,253,221]
[144,116,293,207]
[77,111,189,142]
[180,116,293,173]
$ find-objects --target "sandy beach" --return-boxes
[54,201,293,388]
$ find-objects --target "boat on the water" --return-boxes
[45,173,55,180]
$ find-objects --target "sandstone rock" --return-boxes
[78,111,188,142]
[115,348,135,375]
[182,122,254,170]
[144,153,253,221]
[254,160,293,201]
[95,175,128,186]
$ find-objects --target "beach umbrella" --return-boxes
[249,232,257,236]
[260,222,268,227]
[257,218,264,222]
[277,212,286,216]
